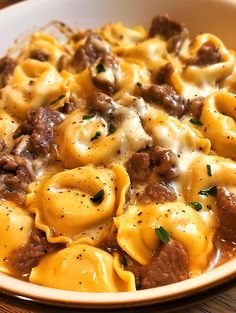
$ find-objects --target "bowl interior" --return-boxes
[0,0,236,308]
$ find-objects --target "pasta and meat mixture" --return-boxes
[0,14,235,292]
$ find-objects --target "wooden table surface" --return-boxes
[0,0,236,312]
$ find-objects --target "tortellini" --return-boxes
[183,34,235,86]
[56,106,151,168]
[114,202,215,276]
[29,244,135,292]
[0,200,33,274]
[143,107,211,156]
[182,155,236,210]
[2,59,68,119]
[27,164,130,244]
[200,92,236,158]
[19,33,66,66]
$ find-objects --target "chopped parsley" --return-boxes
[90,189,104,204]
[198,186,217,197]
[109,123,117,134]
[120,255,127,266]
[96,63,106,74]
[91,131,101,141]
[50,94,66,106]
[207,164,212,176]
[189,119,203,126]
[82,115,94,120]
[155,226,170,244]
[189,201,202,211]
[12,133,21,140]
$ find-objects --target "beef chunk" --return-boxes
[149,15,188,54]
[88,91,113,114]
[187,96,204,119]
[150,146,179,180]
[152,63,174,85]
[126,152,150,182]
[145,182,177,203]
[14,107,63,155]
[0,56,16,88]
[89,53,119,95]
[141,84,189,118]
[137,239,190,289]
[187,41,221,67]
[58,95,80,114]
[9,228,62,276]
[216,186,236,242]
[0,150,34,204]
[29,49,49,62]
[72,33,108,72]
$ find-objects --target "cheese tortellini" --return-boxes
[29,244,135,292]
[2,59,68,119]
[0,200,33,274]
[27,164,130,244]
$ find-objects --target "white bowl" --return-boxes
[0,0,236,310]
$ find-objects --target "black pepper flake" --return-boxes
[136,82,142,87]
[91,131,101,141]
[96,63,106,73]
[90,189,104,204]
[20,226,23,231]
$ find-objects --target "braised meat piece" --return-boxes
[216,186,236,242]
[187,41,221,67]
[88,91,113,114]
[14,107,63,155]
[0,56,16,88]
[149,15,188,54]
[72,33,108,72]
[145,182,177,203]
[137,239,189,289]
[126,152,150,182]
[9,228,62,276]
[141,84,189,119]
[152,63,174,85]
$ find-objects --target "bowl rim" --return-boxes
[0,257,236,308]
[1,0,236,309]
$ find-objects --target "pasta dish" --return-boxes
[0,14,235,292]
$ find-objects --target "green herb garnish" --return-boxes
[155,226,170,244]
[198,186,217,197]
[90,189,104,204]
[50,94,66,106]
[120,255,127,266]
[190,119,203,126]
[109,124,117,134]
[82,115,94,120]
[12,133,21,140]
[96,63,106,74]
[91,131,101,141]
[207,164,212,177]
[189,201,202,211]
